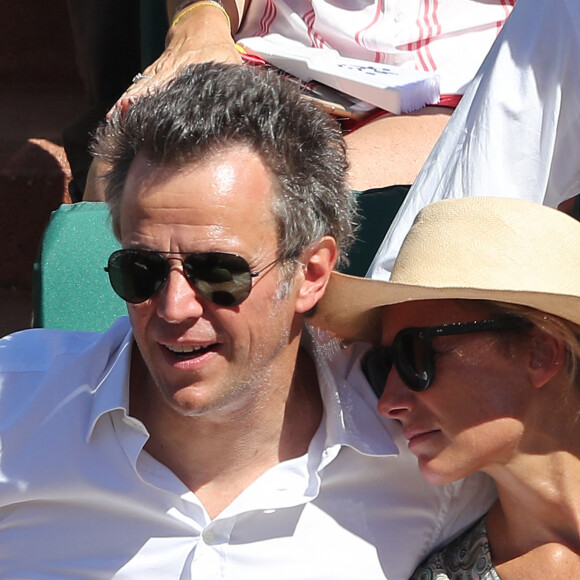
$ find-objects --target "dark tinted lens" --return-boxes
[183,252,253,307]
[395,330,432,391]
[107,250,168,303]
[361,347,392,398]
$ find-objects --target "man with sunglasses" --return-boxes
[0,63,493,578]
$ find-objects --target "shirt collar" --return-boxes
[86,320,399,458]
[305,327,400,458]
[86,317,134,442]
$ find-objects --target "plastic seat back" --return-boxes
[33,202,126,332]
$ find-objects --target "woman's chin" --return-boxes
[418,458,465,486]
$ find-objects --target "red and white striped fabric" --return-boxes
[237,0,515,98]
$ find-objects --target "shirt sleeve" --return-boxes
[367,0,580,280]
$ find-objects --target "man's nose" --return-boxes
[156,266,205,323]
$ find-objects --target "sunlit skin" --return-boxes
[378,300,580,574]
[377,299,534,485]
[121,147,319,425]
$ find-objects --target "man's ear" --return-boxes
[527,328,567,388]
[294,236,338,314]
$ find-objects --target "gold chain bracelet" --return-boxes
[171,0,231,30]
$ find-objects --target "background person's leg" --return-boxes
[344,106,454,191]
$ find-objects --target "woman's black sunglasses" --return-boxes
[105,249,282,307]
[362,317,533,396]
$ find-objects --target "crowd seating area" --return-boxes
[0,0,84,336]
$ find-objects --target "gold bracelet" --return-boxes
[171,1,231,30]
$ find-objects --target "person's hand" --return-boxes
[111,4,242,116]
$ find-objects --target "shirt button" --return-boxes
[202,529,216,544]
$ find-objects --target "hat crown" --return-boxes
[391,197,580,298]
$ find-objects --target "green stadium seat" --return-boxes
[32,202,125,332]
[340,185,410,277]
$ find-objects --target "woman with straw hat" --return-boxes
[313,196,580,578]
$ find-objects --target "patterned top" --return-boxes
[237,0,516,95]
[410,516,501,580]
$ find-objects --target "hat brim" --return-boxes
[311,270,580,343]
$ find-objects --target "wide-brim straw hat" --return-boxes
[311,197,580,343]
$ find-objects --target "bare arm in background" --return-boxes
[114,1,247,114]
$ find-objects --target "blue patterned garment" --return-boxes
[410,516,500,580]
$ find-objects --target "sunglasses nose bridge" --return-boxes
[163,257,203,293]
[163,256,198,285]
[150,256,181,292]
[165,255,185,267]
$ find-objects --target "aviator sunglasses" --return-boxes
[105,249,283,307]
[362,317,533,397]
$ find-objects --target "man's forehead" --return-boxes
[118,147,279,245]
[123,147,274,201]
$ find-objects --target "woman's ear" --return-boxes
[527,328,567,388]
[294,236,338,314]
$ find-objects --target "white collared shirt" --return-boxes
[0,318,494,579]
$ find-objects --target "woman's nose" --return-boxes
[377,368,416,419]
